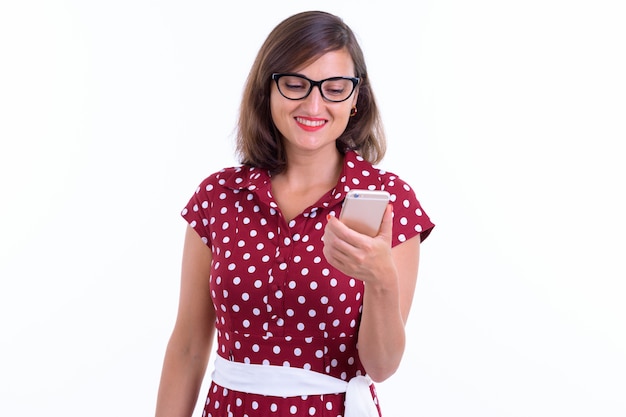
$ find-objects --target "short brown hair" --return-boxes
[236,10,386,174]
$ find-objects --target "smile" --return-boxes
[295,117,326,128]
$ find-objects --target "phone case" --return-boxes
[339,190,390,236]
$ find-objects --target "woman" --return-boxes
[155,10,434,417]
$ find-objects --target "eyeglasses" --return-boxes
[271,73,360,103]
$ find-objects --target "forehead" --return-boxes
[292,49,356,78]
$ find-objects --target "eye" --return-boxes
[280,76,309,91]
[322,80,351,97]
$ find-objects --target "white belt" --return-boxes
[211,355,379,417]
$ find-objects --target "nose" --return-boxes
[302,84,325,113]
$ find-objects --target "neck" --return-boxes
[276,148,343,191]
[269,148,344,222]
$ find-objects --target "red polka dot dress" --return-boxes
[182,151,434,417]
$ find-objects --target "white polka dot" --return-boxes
[180,160,427,416]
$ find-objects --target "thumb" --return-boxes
[378,203,393,238]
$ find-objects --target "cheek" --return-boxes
[269,89,278,111]
[333,104,353,123]
[269,92,284,125]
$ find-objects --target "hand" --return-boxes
[322,204,396,286]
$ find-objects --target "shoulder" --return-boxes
[344,151,435,243]
[344,151,416,196]
[193,166,242,191]
[191,165,269,195]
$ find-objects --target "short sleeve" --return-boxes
[180,173,220,247]
[386,177,434,247]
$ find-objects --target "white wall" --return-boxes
[1,1,625,416]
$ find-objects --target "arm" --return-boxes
[323,205,420,382]
[155,225,217,417]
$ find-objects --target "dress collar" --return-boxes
[222,151,387,212]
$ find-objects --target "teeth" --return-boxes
[296,117,325,127]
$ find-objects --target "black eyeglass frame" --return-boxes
[271,73,360,103]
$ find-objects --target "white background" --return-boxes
[1,1,625,416]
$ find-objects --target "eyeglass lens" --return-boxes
[276,75,355,102]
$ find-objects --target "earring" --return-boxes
[350,106,358,117]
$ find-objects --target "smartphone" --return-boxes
[339,189,390,237]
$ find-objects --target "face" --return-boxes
[270,49,359,156]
